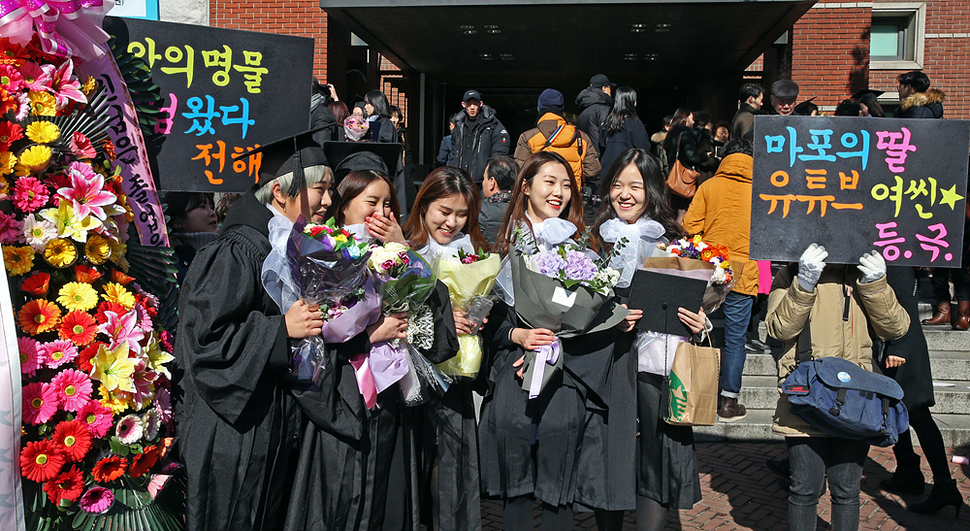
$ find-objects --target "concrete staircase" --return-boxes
[694,305,970,447]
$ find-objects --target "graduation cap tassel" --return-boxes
[294,135,311,221]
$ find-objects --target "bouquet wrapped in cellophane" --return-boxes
[262,217,380,383]
[500,219,629,399]
[653,235,741,313]
[365,242,451,406]
[433,245,500,378]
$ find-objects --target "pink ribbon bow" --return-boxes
[0,0,112,60]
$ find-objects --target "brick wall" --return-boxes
[209,0,329,80]
[790,3,871,109]
[869,0,970,119]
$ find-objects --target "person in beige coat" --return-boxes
[766,244,910,531]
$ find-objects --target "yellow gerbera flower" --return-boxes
[0,151,14,175]
[25,121,59,144]
[85,234,111,264]
[43,238,78,268]
[18,145,51,171]
[56,282,98,312]
[28,90,56,116]
[3,245,35,275]
[107,238,127,265]
[102,282,136,310]
[91,343,136,393]
[98,384,131,415]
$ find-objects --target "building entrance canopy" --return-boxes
[321,0,814,87]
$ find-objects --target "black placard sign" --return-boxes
[751,115,970,267]
[103,17,314,192]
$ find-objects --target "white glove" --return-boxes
[858,250,887,284]
[797,243,828,292]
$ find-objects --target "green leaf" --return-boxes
[109,437,123,455]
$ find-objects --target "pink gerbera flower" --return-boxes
[116,414,143,445]
[39,339,78,369]
[48,59,86,110]
[69,132,96,159]
[0,211,20,244]
[0,64,23,92]
[134,303,153,333]
[58,161,116,220]
[79,486,114,514]
[153,386,173,426]
[20,61,51,92]
[22,382,58,425]
[77,400,113,438]
[51,369,93,412]
[19,336,42,377]
[12,176,50,213]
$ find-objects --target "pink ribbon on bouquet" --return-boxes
[350,353,378,409]
[0,0,112,60]
[528,338,560,399]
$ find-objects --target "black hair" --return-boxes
[835,99,862,116]
[364,90,392,119]
[594,148,681,237]
[859,94,886,117]
[661,115,673,130]
[693,111,713,130]
[163,192,214,232]
[897,71,930,93]
[722,138,753,158]
[485,156,518,191]
[738,83,765,103]
[604,86,638,136]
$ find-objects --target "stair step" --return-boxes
[737,376,970,414]
[744,349,970,379]
[693,409,970,448]
[923,327,970,351]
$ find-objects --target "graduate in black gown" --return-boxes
[174,132,333,531]
[282,149,459,531]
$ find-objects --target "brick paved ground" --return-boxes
[481,442,970,530]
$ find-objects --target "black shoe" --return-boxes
[745,340,767,353]
[909,479,964,516]
[749,339,771,351]
[767,458,790,479]
[879,468,925,495]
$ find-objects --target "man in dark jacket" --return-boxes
[730,83,763,139]
[478,155,517,244]
[448,90,511,183]
[896,70,944,119]
[575,74,615,151]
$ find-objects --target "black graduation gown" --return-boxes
[479,302,615,507]
[876,266,935,410]
[174,193,301,531]
[283,280,458,531]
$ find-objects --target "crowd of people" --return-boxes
[167,70,967,531]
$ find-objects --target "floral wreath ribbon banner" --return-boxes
[2,3,169,530]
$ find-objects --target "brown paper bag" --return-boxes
[663,341,720,426]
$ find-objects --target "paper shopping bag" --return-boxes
[663,341,720,426]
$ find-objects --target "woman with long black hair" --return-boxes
[597,87,652,177]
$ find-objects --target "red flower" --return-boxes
[0,121,23,150]
[21,272,50,297]
[95,301,127,324]
[91,455,127,483]
[73,265,102,283]
[129,445,160,478]
[76,342,103,373]
[110,270,135,285]
[51,420,93,462]
[43,465,84,503]
[101,140,116,160]
[46,172,71,191]
[59,311,98,346]
[20,440,66,482]
[17,299,61,336]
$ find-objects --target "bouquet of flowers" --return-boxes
[506,220,628,399]
[262,216,379,383]
[434,246,500,378]
[343,115,369,142]
[365,242,450,406]
[1,37,180,530]
[654,235,740,313]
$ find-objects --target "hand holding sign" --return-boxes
[858,250,887,284]
[797,243,828,291]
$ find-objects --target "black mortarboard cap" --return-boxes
[851,89,885,101]
[323,141,401,182]
[232,128,329,197]
[794,97,818,116]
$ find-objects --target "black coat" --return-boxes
[448,106,511,183]
[478,192,510,246]
[597,116,652,177]
[367,115,416,221]
[730,103,760,140]
[875,267,935,410]
[576,87,613,152]
[664,125,719,173]
[174,193,301,531]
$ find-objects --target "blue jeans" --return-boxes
[719,291,754,398]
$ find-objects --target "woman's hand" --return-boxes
[678,307,707,336]
[510,327,555,351]
[367,312,408,343]
[512,355,527,380]
[454,310,479,336]
[618,304,642,333]
[366,212,406,244]
[285,300,324,339]
[885,355,907,368]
